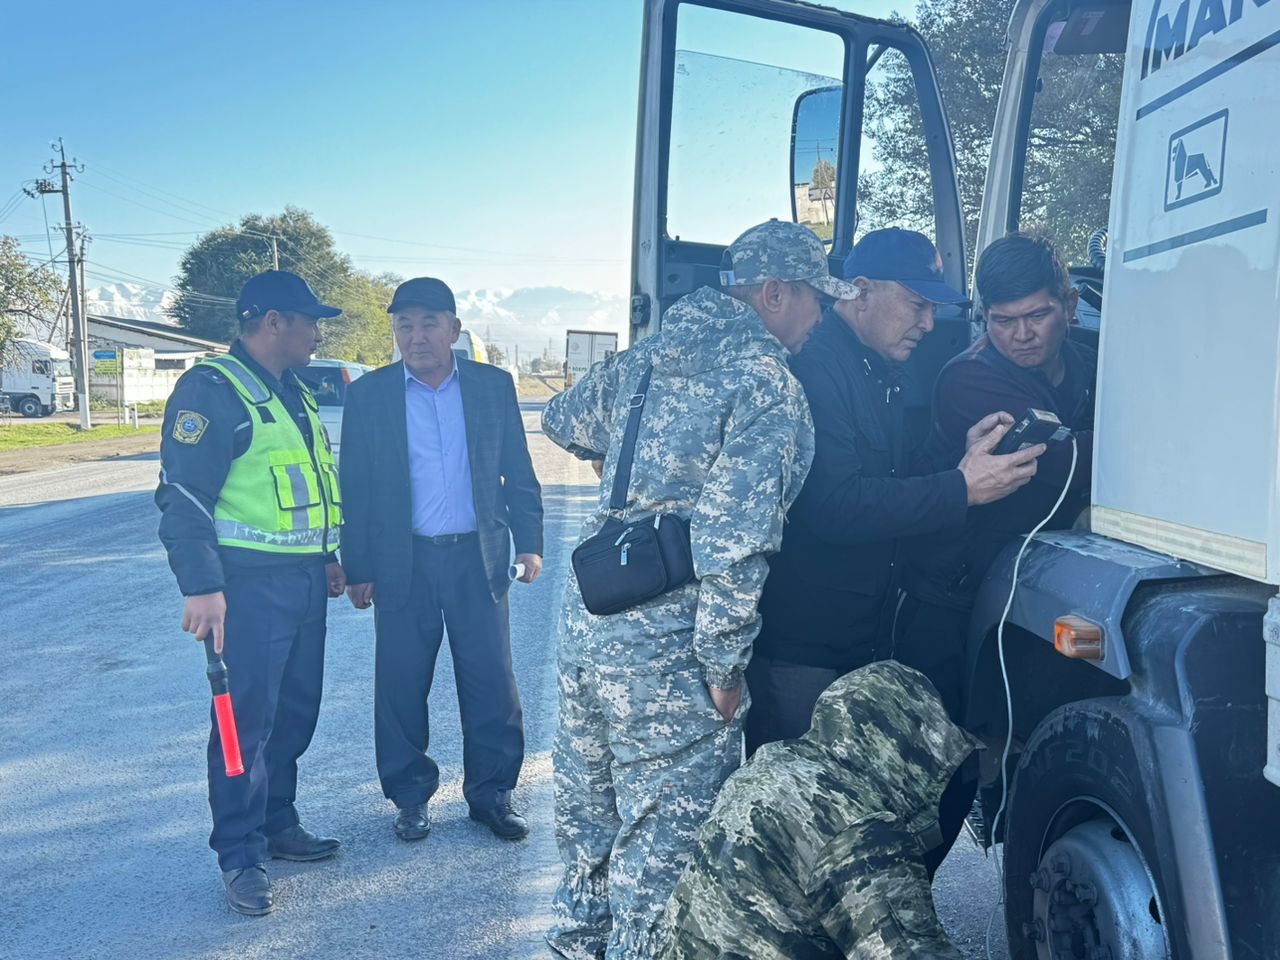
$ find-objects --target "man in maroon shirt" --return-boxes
[896,232,1096,871]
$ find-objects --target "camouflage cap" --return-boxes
[720,220,860,301]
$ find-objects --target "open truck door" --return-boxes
[630,0,969,397]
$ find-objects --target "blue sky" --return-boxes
[1,0,910,298]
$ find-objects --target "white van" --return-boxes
[294,359,371,462]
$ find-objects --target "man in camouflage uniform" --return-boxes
[542,220,858,958]
[655,660,981,959]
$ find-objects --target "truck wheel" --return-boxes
[1004,703,1172,960]
[17,396,42,418]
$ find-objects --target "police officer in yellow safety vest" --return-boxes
[156,270,347,917]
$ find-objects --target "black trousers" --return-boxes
[373,535,523,812]
[744,655,841,756]
[208,560,328,871]
[891,591,978,877]
[889,592,970,725]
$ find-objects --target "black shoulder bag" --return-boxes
[570,365,696,616]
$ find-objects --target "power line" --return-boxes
[93,230,204,238]
[27,139,91,429]
[86,160,237,221]
[84,258,234,304]
[39,194,57,263]
[75,178,216,228]
[84,168,235,224]
[0,189,25,224]
[330,229,625,264]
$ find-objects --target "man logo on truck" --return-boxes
[1164,109,1228,209]
[1171,137,1218,197]
[1142,0,1273,79]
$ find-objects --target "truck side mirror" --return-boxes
[791,85,842,243]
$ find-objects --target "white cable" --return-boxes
[985,433,1078,960]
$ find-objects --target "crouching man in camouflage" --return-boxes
[656,660,981,959]
[542,220,858,958]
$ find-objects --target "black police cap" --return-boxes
[236,270,341,324]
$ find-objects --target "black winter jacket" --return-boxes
[902,334,1097,611]
[755,313,969,671]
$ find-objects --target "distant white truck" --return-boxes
[564,330,618,388]
[1,339,75,418]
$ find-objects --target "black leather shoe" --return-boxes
[222,864,272,916]
[266,824,341,862]
[394,803,431,841]
[469,800,529,840]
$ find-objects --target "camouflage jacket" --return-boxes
[542,286,814,688]
[657,661,981,959]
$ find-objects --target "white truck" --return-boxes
[633,1,1279,956]
[564,330,618,388]
[0,338,75,417]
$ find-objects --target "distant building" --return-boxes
[85,314,227,405]
[793,182,834,229]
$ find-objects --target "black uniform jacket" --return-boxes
[338,358,543,609]
[155,341,333,598]
[903,334,1097,612]
[755,313,969,672]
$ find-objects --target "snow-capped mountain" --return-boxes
[87,282,177,326]
[455,287,628,363]
[82,282,630,363]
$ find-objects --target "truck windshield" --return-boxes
[53,360,72,378]
[666,4,845,245]
[1015,3,1126,271]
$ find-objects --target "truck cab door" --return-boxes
[631,0,967,392]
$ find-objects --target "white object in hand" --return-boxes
[509,563,527,581]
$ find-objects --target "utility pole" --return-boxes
[28,139,90,429]
[270,235,279,271]
[78,234,88,336]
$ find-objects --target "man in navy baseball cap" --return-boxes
[750,222,1041,852]
[837,227,966,363]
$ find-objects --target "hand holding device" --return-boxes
[993,408,1071,455]
[959,418,1046,506]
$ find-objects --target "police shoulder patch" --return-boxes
[172,410,209,444]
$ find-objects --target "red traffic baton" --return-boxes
[204,639,245,777]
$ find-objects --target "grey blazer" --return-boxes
[338,358,543,608]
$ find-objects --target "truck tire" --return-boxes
[1003,702,1172,960]
[17,396,42,418]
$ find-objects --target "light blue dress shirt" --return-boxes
[404,362,477,536]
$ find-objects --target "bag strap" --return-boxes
[608,364,654,515]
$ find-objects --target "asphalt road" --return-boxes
[0,406,1006,960]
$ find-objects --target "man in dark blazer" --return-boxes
[339,277,544,842]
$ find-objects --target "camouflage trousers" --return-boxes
[547,660,746,960]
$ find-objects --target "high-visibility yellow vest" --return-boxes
[199,354,342,554]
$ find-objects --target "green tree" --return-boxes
[858,0,1119,266]
[168,206,353,343]
[168,207,396,364]
[0,236,63,359]
[322,270,398,366]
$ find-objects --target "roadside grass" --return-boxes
[0,423,160,451]
[518,374,563,400]
[89,398,167,416]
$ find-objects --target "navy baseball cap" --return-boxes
[236,270,341,323]
[842,228,966,304]
[387,277,457,315]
